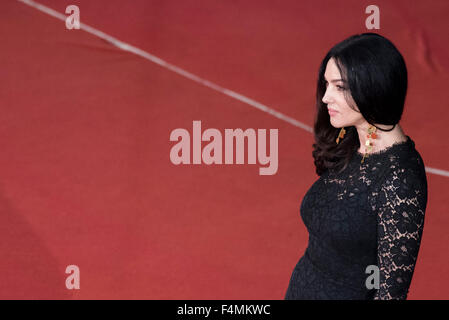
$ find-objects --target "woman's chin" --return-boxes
[329,119,341,128]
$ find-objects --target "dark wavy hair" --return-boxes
[312,33,408,176]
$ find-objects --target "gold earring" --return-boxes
[361,125,378,163]
[336,127,346,144]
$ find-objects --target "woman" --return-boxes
[284,33,428,300]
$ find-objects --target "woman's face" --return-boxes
[322,58,365,128]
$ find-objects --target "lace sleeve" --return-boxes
[373,165,428,300]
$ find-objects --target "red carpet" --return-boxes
[0,0,448,299]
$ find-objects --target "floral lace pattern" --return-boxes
[372,165,427,299]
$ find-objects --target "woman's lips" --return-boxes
[328,108,339,116]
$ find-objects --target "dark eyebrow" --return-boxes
[324,76,347,83]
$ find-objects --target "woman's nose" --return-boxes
[322,89,332,104]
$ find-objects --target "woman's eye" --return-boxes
[324,81,346,91]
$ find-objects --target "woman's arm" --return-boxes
[373,165,428,300]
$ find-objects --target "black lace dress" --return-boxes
[284,135,428,300]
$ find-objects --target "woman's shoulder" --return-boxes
[385,136,426,175]
[369,137,428,212]
[370,136,428,195]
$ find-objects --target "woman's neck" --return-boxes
[356,123,407,154]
